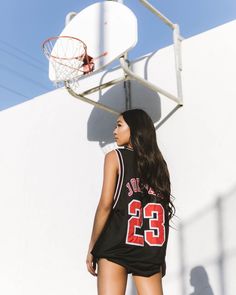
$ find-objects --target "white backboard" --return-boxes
[48,1,138,82]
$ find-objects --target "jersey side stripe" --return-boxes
[113,149,124,209]
[113,149,121,203]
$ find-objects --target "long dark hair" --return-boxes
[121,109,175,219]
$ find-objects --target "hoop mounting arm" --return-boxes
[119,56,183,106]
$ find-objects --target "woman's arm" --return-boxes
[86,150,119,276]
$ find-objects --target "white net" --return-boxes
[43,36,87,83]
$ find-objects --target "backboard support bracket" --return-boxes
[62,0,184,125]
[65,75,128,115]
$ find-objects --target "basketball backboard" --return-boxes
[48,1,138,82]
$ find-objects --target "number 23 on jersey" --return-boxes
[126,199,165,247]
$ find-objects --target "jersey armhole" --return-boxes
[113,149,124,209]
[115,149,121,176]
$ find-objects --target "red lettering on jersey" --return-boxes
[136,178,141,192]
[126,182,133,196]
[144,184,157,196]
[131,178,140,193]
[148,187,156,196]
[126,178,141,196]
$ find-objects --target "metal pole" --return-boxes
[123,53,132,110]
[109,1,132,110]
[66,85,120,115]
[139,0,175,29]
[120,56,182,104]
[138,0,183,105]
[77,76,127,96]
[173,24,183,105]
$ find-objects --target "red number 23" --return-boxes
[126,200,165,247]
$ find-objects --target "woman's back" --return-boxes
[91,147,169,277]
[87,109,173,295]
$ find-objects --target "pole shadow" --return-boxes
[178,184,236,295]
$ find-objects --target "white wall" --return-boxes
[0,20,236,295]
[158,20,236,295]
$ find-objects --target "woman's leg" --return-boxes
[97,258,128,295]
[132,272,163,295]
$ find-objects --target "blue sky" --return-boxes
[0,0,235,111]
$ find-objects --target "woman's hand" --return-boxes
[86,250,97,276]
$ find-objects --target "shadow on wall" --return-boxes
[189,266,214,295]
[178,185,236,295]
[86,80,161,147]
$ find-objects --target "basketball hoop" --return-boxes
[42,36,94,84]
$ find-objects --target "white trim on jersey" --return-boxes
[113,149,124,209]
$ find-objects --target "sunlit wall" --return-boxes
[0,20,235,295]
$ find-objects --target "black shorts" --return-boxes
[95,257,165,277]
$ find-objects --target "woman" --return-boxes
[86,109,175,295]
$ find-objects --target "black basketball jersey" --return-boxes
[91,147,169,277]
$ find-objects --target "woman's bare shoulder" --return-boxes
[104,149,118,162]
[104,150,119,170]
